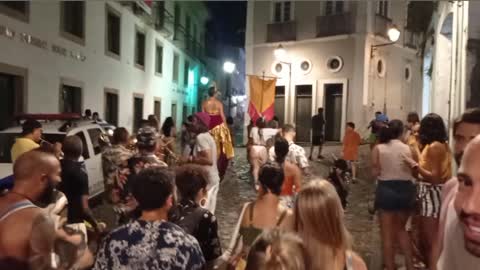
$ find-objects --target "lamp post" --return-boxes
[223,61,236,115]
[274,44,292,123]
[370,25,401,57]
[370,25,401,114]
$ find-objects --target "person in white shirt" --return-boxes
[184,112,220,214]
[269,124,309,174]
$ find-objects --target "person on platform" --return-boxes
[309,108,325,160]
[202,86,235,180]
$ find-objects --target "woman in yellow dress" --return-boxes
[202,86,235,179]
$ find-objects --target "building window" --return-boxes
[104,90,119,126]
[155,42,163,75]
[184,61,189,86]
[155,1,165,29]
[185,15,191,50]
[0,1,29,22]
[273,1,293,23]
[133,96,144,131]
[174,3,181,40]
[192,24,197,55]
[171,103,177,125]
[173,53,180,82]
[325,1,344,15]
[154,100,161,121]
[182,104,188,122]
[61,1,85,44]
[377,0,389,18]
[60,84,82,114]
[135,28,146,69]
[106,5,121,58]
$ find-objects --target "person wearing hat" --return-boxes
[113,126,167,223]
[11,119,43,163]
[184,112,220,214]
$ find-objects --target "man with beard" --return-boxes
[434,108,480,269]
[0,151,61,268]
[435,135,480,269]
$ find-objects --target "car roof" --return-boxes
[0,120,106,134]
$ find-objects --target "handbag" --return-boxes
[214,203,249,270]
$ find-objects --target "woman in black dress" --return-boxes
[170,164,222,266]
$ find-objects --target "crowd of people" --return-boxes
[1,84,480,270]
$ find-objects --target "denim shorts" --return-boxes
[375,180,416,211]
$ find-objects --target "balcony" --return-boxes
[374,14,392,39]
[316,12,354,38]
[403,29,418,49]
[267,21,297,43]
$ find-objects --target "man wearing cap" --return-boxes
[113,126,167,223]
[184,112,220,213]
[11,119,43,163]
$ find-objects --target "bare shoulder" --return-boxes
[279,208,294,231]
[351,251,367,270]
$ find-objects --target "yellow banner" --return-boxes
[248,75,276,113]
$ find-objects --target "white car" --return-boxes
[0,119,109,198]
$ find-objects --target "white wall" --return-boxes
[0,1,207,131]
[246,1,423,136]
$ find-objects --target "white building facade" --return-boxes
[0,1,210,132]
[245,1,423,142]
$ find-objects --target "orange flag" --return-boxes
[248,75,276,122]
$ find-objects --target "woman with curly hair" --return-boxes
[403,113,452,268]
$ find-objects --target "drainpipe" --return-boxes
[448,2,458,143]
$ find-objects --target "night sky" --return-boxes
[205,1,247,48]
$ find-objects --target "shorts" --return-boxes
[312,135,324,146]
[375,180,416,211]
[418,182,443,218]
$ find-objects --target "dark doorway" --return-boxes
[182,104,188,122]
[274,86,285,126]
[295,85,312,143]
[60,84,82,114]
[324,84,343,141]
[154,100,161,121]
[0,72,23,130]
[105,92,118,126]
[133,96,143,131]
[171,103,177,125]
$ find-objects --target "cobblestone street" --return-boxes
[216,144,381,269]
[94,144,382,269]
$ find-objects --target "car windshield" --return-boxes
[0,133,65,163]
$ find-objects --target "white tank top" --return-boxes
[377,140,414,181]
[437,198,479,269]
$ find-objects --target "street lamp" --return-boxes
[223,61,236,115]
[273,44,292,123]
[371,25,401,57]
[274,44,287,60]
[200,76,209,86]
[223,61,236,74]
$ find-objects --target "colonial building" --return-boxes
[422,1,480,133]
[0,1,211,131]
[245,1,423,142]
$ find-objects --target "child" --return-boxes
[342,122,361,180]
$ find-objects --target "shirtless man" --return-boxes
[434,108,480,269]
[0,151,61,268]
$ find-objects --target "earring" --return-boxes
[199,198,207,207]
